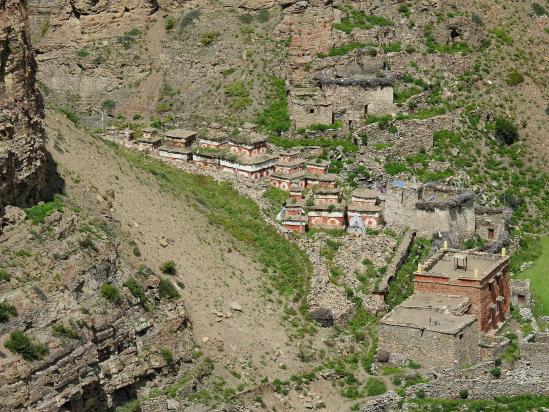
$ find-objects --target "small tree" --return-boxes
[494,117,518,145]
[459,389,469,399]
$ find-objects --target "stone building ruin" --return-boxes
[384,181,475,241]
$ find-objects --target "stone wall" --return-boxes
[322,84,395,122]
[378,319,479,369]
[357,115,456,157]
[475,207,511,242]
[0,0,46,212]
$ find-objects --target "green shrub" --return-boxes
[460,389,469,399]
[506,69,524,86]
[158,278,181,299]
[257,9,270,23]
[52,323,79,340]
[101,283,122,303]
[366,377,387,396]
[124,278,148,303]
[490,367,501,378]
[25,195,64,224]
[164,16,176,30]
[0,270,11,282]
[408,359,421,369]
[160,347,174,365]
[102,99,116,111]
[532,2,547,16]
[399,4,411,17]
[4,330,49,361]
[493,27,513,45]
[416,389,426,399]
[317,42,370,57]
[0,301,17,322]
[76,49,89,58]
[160,260,177,275]
[201,31,219,46]
[494,117,518,145]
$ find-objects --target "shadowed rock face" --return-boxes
[0,0,46,210]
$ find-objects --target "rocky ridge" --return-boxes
[0,0,46,212]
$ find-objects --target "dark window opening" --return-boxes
[488,228,495,239]
[518,294,526,304]
[459,333,463,340]
[364,104,369,116]
[309,108,315,114]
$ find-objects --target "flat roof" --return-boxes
[381,306,476,335]
[271,171,307,181]
[285,199,306,208]
[283,215,307,223]
[164,129,197,139]
[309,202,346,211]
[142,127,158,133]
[313,187,341,195]
[347,202,382,213]
[421,250,508,281]
[159,144,192,154]
[306,173,337,182]
[201,133,267,145]
[276,158,306,167]
[401,294,470,315]
[352,188,379,199]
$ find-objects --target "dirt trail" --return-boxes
[45,110,306,386]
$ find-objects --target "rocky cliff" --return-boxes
[0,0,46,211]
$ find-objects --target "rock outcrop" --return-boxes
[0,0,46,211]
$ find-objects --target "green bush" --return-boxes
[25,195,64,224]
[52,323,79,340]
[158,278,181,299]
[124,278,148,303]
[160,260,177,275]
[100,283,122,303]
[532,3,547,16]
[164,16,176,30]
[460,389,469,399]
[317,42,370,57]
[0,301,17,322]
[76,49,89,58]
[408,359,421,369]
[102,99,116,111]
[416,389,426,399]
[366,377,387,396]
[201,31,219,46]
[0,270,11,282]
[160,348,174,365]
[399,4,411,17]
[4,330,49,361]
[506,70,524,86]
[494,117,518,145]
[490,367,501,378]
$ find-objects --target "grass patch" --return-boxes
[256,77,291,135]
[317,42,370,58]
[25,195,64,224]
[409,395,549,411]
[365,377,387,396]
[0,301,17,322]
[516,236,549,317]
[385,238,432,309]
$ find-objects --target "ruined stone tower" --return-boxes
[0,0,46,211]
